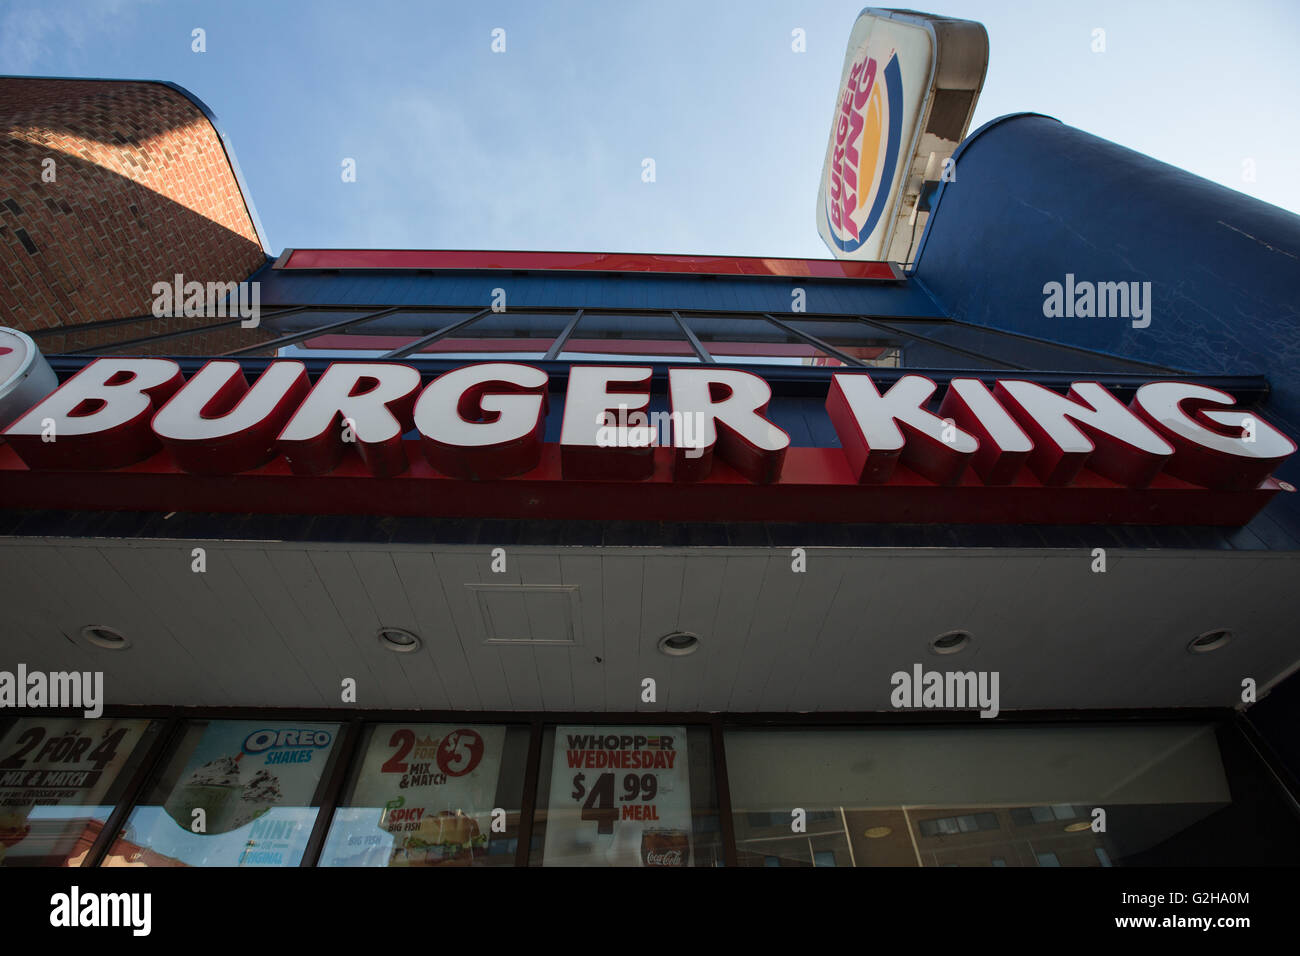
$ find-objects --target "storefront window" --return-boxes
[102,720,343,867]
[724,723,1300,866]
[557,313,702,363]
[319,722,530,867]
[529,724,722,866]
[680,314,863,367]
[0,717,161,867]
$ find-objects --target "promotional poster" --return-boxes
[109,721,339,867]
[0,718,151,865]
[543,726,692,867]
[320,723,505,866]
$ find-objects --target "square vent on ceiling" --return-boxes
[467,583,582,645]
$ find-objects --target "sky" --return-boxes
[2,0,1298,258]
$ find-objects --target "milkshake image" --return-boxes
[164,754,281,835]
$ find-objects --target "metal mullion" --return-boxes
[761,313,870,368]
[66,318,241,354]
[220,306,402,357]
[543,310,584,361]
[31,306,306,340]
[671,310,715,363]
[712,716,738,868]
[934,315,1183,374]
[299,717,364,867]
[381,308,493,359]
[85,716,182,868]
[67,306,324,355]
[852,314,1026,371]
[515,717,544,867]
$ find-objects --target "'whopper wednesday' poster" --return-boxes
[543,726,692,867]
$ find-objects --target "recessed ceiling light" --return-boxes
[80,625,130,650]
[1188,628,1233,654]
[1064,821,1092,833]
[658,631,700,656]
[377,627,422,653]
[929,630,972,655]
[864,826,893,839]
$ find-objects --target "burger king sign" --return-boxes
[816,9,988,263]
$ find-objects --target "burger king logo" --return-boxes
[0,328,57,431]
[824,49,903,253]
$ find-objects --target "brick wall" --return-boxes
[0,78,272,352]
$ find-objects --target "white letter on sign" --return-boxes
[415,363,549,478]
[668,368,788,482]
[4,358,183,470]
[993,380,1173,487]
[1131,382,1297,490]
[938,378,1033,484]
[827,374,977,485]
[152,361,311,474]
[277,363,421,476]
[560,365,654,480]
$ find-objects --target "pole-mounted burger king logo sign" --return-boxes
[0,329,1293,526]
[823,47,904,254]
[817,9,988,264]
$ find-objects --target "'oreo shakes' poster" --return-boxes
[113,720,339,867]
[543,726,692,866]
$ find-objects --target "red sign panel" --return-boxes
[0,358,1293,525]
[279,249,901,281]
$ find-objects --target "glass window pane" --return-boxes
[425,311,575,357]
[277,311,479,358]
[784,317,903,367]
[724,723,1300,867]
[558,313,700,363]
[318,722,529,867]
[0,717,161,867]
[529,725,721,866]
[103,719,343,867]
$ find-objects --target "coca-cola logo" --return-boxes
[645,848,684,866]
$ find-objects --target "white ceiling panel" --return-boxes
[1,537,1297,715]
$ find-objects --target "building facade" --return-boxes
[1,77,1298,868]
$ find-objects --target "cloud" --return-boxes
[0,0,154,74]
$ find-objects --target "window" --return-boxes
[782,317,903,368]
[557,313,701,363]
[318,723,530,867]
[528,724,722,866]
[103,720,343,867]
[418,311,575,359]
[0,717,161,867]
[681,314,857,367]
[723,724,1260,867]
